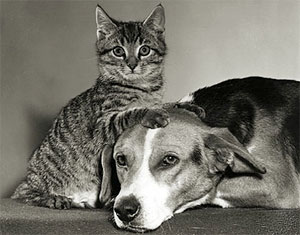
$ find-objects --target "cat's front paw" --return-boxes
[141,109,170,129]
[175,102,206,119]
[45,195,72,210]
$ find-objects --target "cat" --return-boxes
[11,4,167,209]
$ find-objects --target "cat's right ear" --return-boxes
[143,4,165,32]
[96,5,117,39]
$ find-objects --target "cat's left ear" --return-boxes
[143,4,165,32]
[96,5,117,39]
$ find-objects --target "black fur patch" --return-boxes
[190,77,299,172]
[192,77,298,144]
[191,144,202,164]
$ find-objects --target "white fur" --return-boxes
[247,144,256,154]
[179,93,194,103]
[68,190,98,208]
[211,191,232,208]
[114,128,173,230]
[174,194,210,214]
[143,128,159,161]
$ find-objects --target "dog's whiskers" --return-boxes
[166,220,172,231]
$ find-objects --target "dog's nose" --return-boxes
[114,195,140,223]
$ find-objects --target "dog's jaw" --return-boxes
[114,213,174,233]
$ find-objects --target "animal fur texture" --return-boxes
[11,4,167,209]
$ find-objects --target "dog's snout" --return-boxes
[114,195,140,223]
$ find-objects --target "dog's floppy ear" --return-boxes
[99,145,114,207]
[204,128,266,175]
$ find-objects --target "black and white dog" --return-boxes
[100,77,299,232]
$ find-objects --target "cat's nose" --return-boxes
[126,57,138,72]
[128,63,137,72]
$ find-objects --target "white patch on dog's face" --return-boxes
[178,92,194,103]
[114,128,173,231]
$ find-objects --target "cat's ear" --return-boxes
[96,5,117,39]
[99,145,114,207]
[143,4,165,32]
[204,128,266,175]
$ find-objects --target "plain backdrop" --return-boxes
[1,0,299,198]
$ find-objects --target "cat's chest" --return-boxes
[101,92,160,112]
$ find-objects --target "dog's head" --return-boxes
[100,108,266,232]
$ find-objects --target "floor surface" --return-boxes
[1,199,299,234]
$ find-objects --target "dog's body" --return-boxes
[100,77,299,232]
[179,77,300,208]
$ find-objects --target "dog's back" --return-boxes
[190,77,299,172]
[182,77,299,207]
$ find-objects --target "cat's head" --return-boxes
[95,4,166,88]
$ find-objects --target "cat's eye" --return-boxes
[139,45,151,57]
[116,154,127,167]
[161,154,179,168]
[113,46,125,57]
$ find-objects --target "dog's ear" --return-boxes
[204,128,266,175]
[99,145,114,207]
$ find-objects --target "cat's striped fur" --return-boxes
[12,4,167,209]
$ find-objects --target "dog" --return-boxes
[100,77,299,232]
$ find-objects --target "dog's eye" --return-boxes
[112,46,125,57]
[116,154,127,167]
[161,155,179,167]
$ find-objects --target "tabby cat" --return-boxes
[12,4,167,209]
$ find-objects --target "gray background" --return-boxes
[1,0,299,198]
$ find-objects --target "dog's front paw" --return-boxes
[141,109,170,129]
